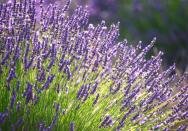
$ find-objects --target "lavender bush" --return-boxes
[0,0,188,130]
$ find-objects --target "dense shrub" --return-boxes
[0,0,187,130]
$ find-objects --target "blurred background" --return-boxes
[82,0,188,72]
[1,0,188,72]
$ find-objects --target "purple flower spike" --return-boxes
[65,66,72,80]
[47,57,55,71]
[36,57,42,70]
[42,74,55,90]
[13,43,20,61]
[152,124,161,130]
[0,110,8,124]
[131,113,140,122]
[49,112,58,130]
[77,85,85,100]
[90,81,99,94]
[23,41,30,70]
[99,115,113,128]
[1,51,10,65]
[6,67,16,90]
[118,106,135,129]
[177,125,187,131]
[15,117,23,128]
[93,94,99,106]
[23,82,33,104]
[110,82,121,94]
[70,122,74,131]
[39,122,45,131]
[58,61,66,72]
[37,69,46,82]
[26,54,35,70]
[10,89,16,109]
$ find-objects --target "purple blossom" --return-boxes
[23,41,30,70]
[37,68,46,82]
[42,74,55,90]
[110,82,121,94]
[131,113,140,122]
[99,115,113,128]
[92,93,99,106]
[90,81,99,94]
[13,43,20,61]
[10,89,16,109]
[1,51,10,65]
[58,61,66,72]
[118,106,135,129]
[152,124,161,130]
[77,85,85,100]
[177,125,187,130]
[121,85,140,111]
[42,49,51,60]
[70,122,74,131]
[26,54,35,70]
[39,122,46,131]
[36,57,42,69]
[23,82,33,104]
[6,67,16,90]
[47,57,55,71]
[0,110,8,124]
[15,117,23,128]
[48,104,60,129]
[64,65,72,80]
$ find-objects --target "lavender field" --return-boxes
[0,0,187,130]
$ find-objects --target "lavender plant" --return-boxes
[0,0,188,130]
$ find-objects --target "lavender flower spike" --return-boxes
[70,122,74,131]
[10,89,16,109]
[23,82,33,104]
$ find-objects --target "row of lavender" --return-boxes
[0,0,187,130]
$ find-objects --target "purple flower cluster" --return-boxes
[0,0,187,130]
